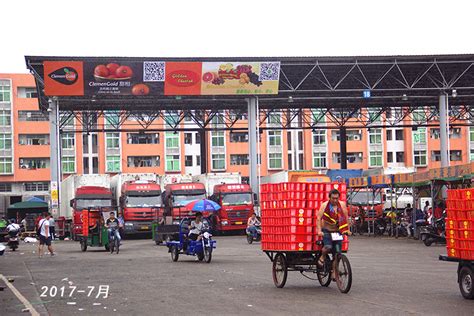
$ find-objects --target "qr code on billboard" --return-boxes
[143,61,165,82]
[259,62,280,81]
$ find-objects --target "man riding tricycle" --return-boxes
[165,199,219,263]
[79,207,121,253]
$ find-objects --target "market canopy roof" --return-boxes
[25,54,474,112]
[7,201,49,211]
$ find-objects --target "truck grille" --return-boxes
[227,210,250,219]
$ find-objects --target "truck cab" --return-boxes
[163,183,206,223]
[347,190,384,218]
[120,180,162,234]
[209,184,255,233]
[71,186,113,240]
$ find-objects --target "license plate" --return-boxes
[141,226,149,230]
[331,232,343,241]
[235,221,243,225]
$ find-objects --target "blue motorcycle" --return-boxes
[166,218,216,263]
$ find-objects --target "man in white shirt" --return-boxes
[6,219,20,237]
[38,213,55,258]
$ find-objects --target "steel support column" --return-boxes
[49,98,61,217]
[439,93,449,167]
[248,97,259,199]
[199,129,207,174]
[340,127,347,169]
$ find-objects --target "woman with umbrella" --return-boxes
[188,212,204,241]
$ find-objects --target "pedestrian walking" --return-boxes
[38,213,55,258]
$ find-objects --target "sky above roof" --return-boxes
[3,0,473,73]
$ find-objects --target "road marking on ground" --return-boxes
[0,274,40,316]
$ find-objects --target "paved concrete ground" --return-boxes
[0,236,472,315]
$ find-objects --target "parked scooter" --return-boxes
[246,224,261,244]
[420,213,446,246]
[7,229,20,251]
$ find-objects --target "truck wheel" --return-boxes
[459,266,474,299]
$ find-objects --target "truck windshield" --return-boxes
[348,192,382,205]
[222,193,252,206]
[173,193,206,206]
[76,199,112,209]
[126,195,162,208]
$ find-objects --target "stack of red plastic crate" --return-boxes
[446,189,474,260]
[260,182,348,252]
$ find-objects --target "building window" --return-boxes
[369,151,383,167]
[332,152,363,164]
[184,133,193,145]
[0,110,11,126]
[313,152,326,169]
[430,128,440,139]
[268,113,281,124]
[450,150,462,161]
[413,128,426,144]
[211,131,225,147]
[196,155,201,166]
[25,88,38,98]
[312,130,326,145]
[432,151,441,162]
[229,110,247,121]
[230,132,248,143]
[18,111,48,122]
[166,155,180,172]
[268,131,282,146]
[386,130,393,141]
[312,109,326,124]
[106,155,121,172]
[106,133,120,149]
[368,108,382,123]
[19,134,50,145]
[0,183,12,192]
[62,156,75,173]
[450,128,461,139]
[211,154,225,170]
[19,158,49,169]
[165,132,179,148]
[396,152,405,163]
[127,156,160,168]
[269,153,283,169]
[470,128,474,142]
[61,133,75,149]
[185,155,193,167]
[471,149,474,161]
[414,150,427,166]
[0,157,12,174]
[395,129,404,140]
[230,154,249,165]
[0,82,11,102]
[0,134,12,150]
[104,111,120,127]
[127,133,159,144]
[369,129,382,144]
[195,133,201,144]
[331,130,362,141]
[387,152,393,163]
[24,182,49,192]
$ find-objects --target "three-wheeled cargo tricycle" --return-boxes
[78,207,119,253]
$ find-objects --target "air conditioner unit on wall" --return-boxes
[353,135,361,141]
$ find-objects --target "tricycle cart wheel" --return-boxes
[247,235,253,244]
[197,252,204,261]
[335,254,352,294]
[104,244,110,251]
[317,257,331,287]
[171,246,179,262]
[459,266,474,299]
[204,247,212,263]
[80,239,87,252]
[423,238,433,247]
[272,253,288,288]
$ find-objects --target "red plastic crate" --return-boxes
[446,228,458,239]
[445,218,457,230]
[261,216,313,226]
[446,237,458,249]
[460,249,474,260]
[457,238,474,250]
[459,220,474,230]
[289,242,313,251]
[458,229,474,240]
[331,182,347,193]
[307,183,323,192]
[447,247,460,258]
[306,200,322,209]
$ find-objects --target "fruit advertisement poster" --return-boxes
[200,61,280,95]
[83,61,166,96]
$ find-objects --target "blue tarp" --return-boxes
[326,169,363,183]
